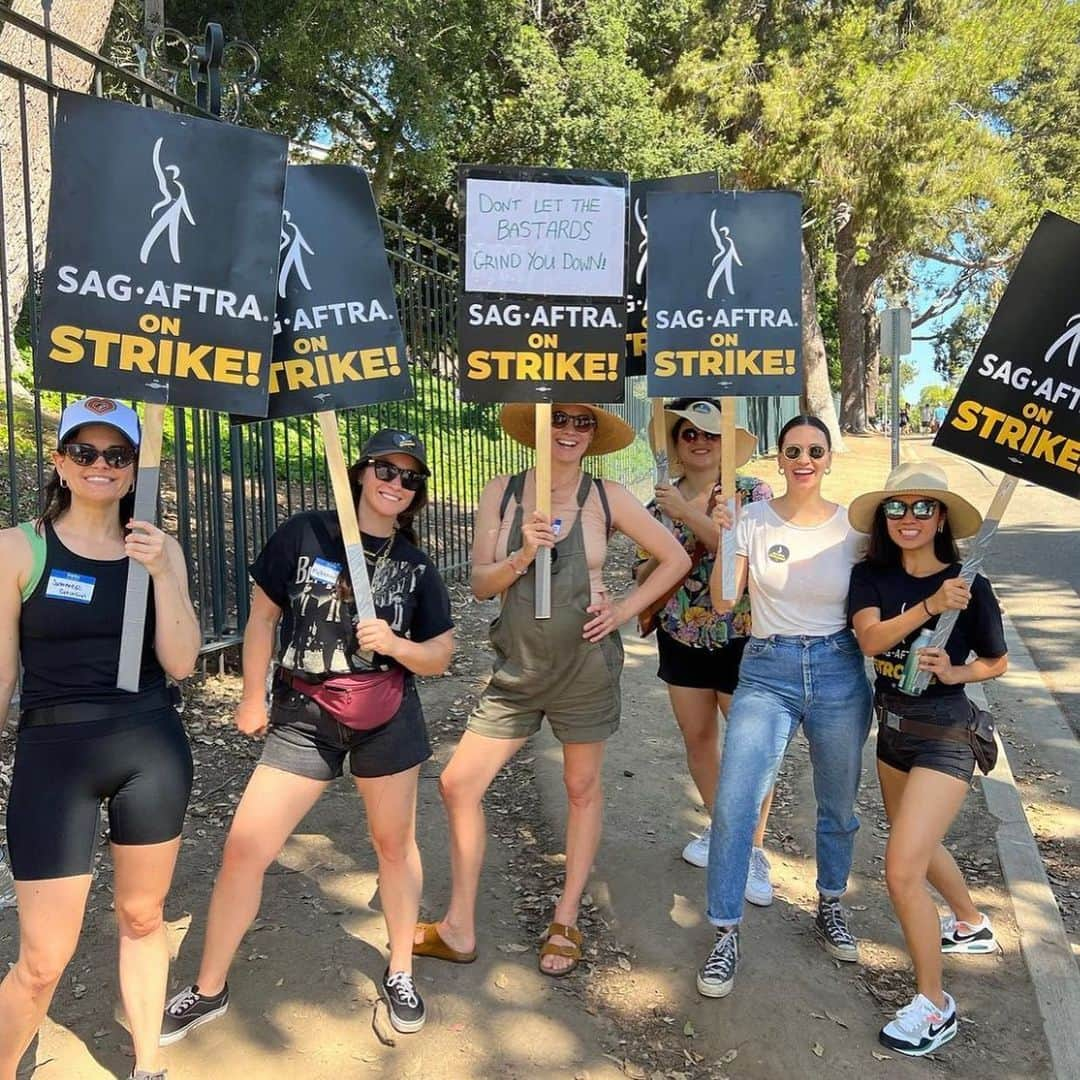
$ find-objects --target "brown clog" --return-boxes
[538,921,583,978]
[412,921,477,964]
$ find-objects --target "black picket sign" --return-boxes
[36,92,287,414]
[235,164,411,422]
[645,190,803,398]
[458,164,628,404]
[935,212,1080,501]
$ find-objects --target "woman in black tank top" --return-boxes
[0,397,200,1080]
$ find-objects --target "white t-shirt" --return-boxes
[736,501,866,638]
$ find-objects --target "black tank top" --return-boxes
[19,523,165,711]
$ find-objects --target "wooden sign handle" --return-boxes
[649,398,669,486]
[534,403,552,619]
[719,397,739,602]
[117,403,166,691]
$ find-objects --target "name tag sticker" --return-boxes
[309,558,342,587]
[45,569,96,604]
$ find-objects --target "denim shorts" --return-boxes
[260,679,430,780]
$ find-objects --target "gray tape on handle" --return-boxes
[720,496,738,599]
[116,466,160,693]
[343,539,375,663]
[535,547,552,619]
[909,474,1017,695]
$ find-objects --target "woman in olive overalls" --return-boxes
[415,403,690,975]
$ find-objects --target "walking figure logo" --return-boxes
[278,210,315,298]
[139,137,195,265]
[1044,314,1080,368]
[706,210,741,300]
[632,197,648,287]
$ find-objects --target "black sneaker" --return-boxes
[159,983,230,1045]
[381,969,426,1033]
[696,926,739,998]
[815,896,859,962]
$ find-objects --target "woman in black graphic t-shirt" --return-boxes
[162,430,454,1040]
[847,464,1007,1058]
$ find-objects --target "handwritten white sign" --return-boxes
[464,178,626,298]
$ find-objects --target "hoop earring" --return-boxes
[825,467,832,474]
[59,474,68,489]
[937,524,944,534]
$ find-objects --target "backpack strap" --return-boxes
[498,471,528,522]
[589,476,613,538]
[18,521,47,602]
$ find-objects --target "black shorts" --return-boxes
[6,707,193,880]
[259,679,431,781]
[656,630,747,693]
[876,723,976,785]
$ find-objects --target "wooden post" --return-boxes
[117,403,165,691]
[534,402,552,619]
[649,398,669,485]
[317,411,376,660]
[718,397,738,601]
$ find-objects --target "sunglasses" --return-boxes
[882,498,940,521]
[679,428,720,444]
[551,410,598,431]
[365,458,424,492]
[782,444,828,460]
[61,442,137,468]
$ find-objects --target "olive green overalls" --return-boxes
[467,471,624,743]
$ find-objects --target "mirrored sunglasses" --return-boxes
[61,442,137,468]
[679,428,720,443]
[552,410,598,431]
[882,498,940,521]
[365,458,424,492]
[782,444,828,460]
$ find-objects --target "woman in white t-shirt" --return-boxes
[694,415,872,1001]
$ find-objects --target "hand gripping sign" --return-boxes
[36,92,287,691]
[646,189,803,598]
[459,164,629,616]
[234,164,412,649]
[914,212,1080,695]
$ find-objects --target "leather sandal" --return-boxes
[412,921,477,964]
[538,921,583,978]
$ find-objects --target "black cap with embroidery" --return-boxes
[359,428,429,475]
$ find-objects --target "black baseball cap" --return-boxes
[359,429,429,475]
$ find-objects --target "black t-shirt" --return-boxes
[847,561,1006,698]
[250,510,453,679]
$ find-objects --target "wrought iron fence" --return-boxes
[0,6,798,657]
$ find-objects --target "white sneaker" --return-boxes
[879,992,957,1056]
[744,846,773,906]
[682,832,710,868]
[941,912,997,954]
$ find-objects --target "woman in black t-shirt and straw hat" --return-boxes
[847,462,1007,1058]
[161,429,454,1040]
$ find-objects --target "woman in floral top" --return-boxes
[635,400,775,901]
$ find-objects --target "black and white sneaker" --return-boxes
[815,896,859,962]
[879,992,957,1056]
[696,926,739,998]
[159,984,230,1045]
[941,912,997,954]
[381,969,426,1033]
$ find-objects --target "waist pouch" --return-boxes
[20,684,179,729]
[876,691,998,776]
[289,669,404,732]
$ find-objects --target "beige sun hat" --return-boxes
[500,403,635,456]
[664,399,757,477]
[848,462,983,538]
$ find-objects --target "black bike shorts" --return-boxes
[6,707,193,880]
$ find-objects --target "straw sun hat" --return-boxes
[499,403,635,456]
[848,462,983,538]
[664,399,757,477]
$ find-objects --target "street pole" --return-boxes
[880,305,912,469]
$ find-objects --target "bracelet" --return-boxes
[508,552,528,576]
[923,598,935,617]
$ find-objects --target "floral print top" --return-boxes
[635,475,773,648]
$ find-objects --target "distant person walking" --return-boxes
[932,404,947,432]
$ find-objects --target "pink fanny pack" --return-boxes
[289,668,405,731]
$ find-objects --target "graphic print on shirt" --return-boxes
[280,552,428,675]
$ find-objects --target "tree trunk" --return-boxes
[864,307,880,418]
[835,218,883,432]
[799,240,844,452]
[0,0,116,393]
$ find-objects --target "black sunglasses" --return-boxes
[61,442,137,468]
[882,498,940,520]
[364,458,424,492]
[782,444,828,460]
[679,427,720,443]
[552,410,598,431]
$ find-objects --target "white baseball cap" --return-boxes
[57,397,141,448]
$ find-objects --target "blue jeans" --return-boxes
[706,631,872,926]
